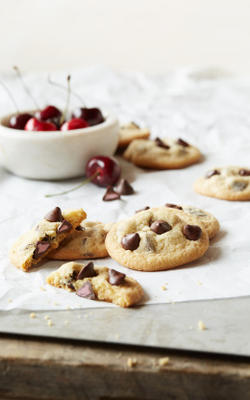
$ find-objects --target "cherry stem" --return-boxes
[48,75,85,105]
[13,66,39,109]
[45,171,99,198]
[60,75,71,125]
[0,80,19,112]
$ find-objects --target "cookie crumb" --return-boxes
[127,357,137,368]
[197,281,203,286]
[8,299,13,303]
[198,320,206,331]
[53,302,59,306]
[40,286,46,291]
[115,333,120,339]
[64,320,69,326]
[29,312,36,319]
[47,319,53,327]
[161,285,167,291]
[44,315,50,320]
[158,357,170,367]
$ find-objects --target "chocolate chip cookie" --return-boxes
[165,204,220,239]
[105,207,209,271]
[47,261,144,308]
[123,137,201,169]
[118,122,150,149]
[9,207,86,271]
[48,221,112,260]
[194,167,250,201]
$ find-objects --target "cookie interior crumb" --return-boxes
[158,357,170,366]
[127,357,137,368]
[198,320,206,330]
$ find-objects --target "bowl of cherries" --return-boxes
[0,73,119,180]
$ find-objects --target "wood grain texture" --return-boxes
[1,334,250,400]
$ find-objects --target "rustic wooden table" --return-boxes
[1,333,250,400]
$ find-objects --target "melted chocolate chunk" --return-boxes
[150,220,172,234]
[165,203,183,210]
[121,233,140,250]
[76,281,96,300]
[75,225,85,231]
[33,240,51,259]
[116,179,134,195]
[206,169,220,179]
[182,224,202,241]
[77,262,97,280]
[155,137,170,149]
[45,207,63,222]
[231,181,247,191]
[103,186,120,201]
[239,169,250,176]
[108,269,126,285]
[57,220,72,233]
[177,138,189,147]
[135,206,150,213]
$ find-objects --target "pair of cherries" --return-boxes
[9,105,104,131]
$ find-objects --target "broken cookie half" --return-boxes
[46,261,144,308]
[9,207,86,271]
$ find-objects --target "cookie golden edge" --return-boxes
[194,178,250,201]
[105,208,209,272]
[9,208,87,271]
[47,262,144,308]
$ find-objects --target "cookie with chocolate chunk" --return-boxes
[123,137,201,169]
[165,204,220,239]
[105,207,209,271]
[48,221,112,260]
[9,207,86,271]
[46,261,144,308]
[118,122,150,150]
[194,166,250,201]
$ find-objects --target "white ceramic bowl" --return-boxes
[0,112,119,180]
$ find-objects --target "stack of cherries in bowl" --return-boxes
[9,105,105,132]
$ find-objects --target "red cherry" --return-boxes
[9,113,33,130]
[24,117,57,131]
[60,118,89,131]
[35,105,61,121]
[85,156,121,187]
[72,107,104,126]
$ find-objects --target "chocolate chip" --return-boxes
[206,169,220,179]
[115,179,134,195]
[177,138,189,147]
[231,181,247,191]
[108,269,126,285]
[103,186,120,201]
[77,262,97,280]
[239,169,250,176]
[33,240,51,259]
[76,281,96,300]
[131,121,140,128]
[121,233,140,250]
[75,225,85,231]
[135,206,150,213]
[67,283,75,290]
[57,219,72,233]
[165,203,183,210]
[150,220,172,234]
[182,224,202,241]
[45,207,63,222]
[155,137,170,149]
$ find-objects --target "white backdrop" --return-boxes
[1,0,250,74]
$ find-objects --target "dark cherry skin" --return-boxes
[35,105,61,121]
[60,118,89,131]
[24,117,57,131]
[72,107,104,126]
[85,156,121,187]
[9,113,33,130]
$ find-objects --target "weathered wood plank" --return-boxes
[0,334,250,400]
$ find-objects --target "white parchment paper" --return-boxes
[0,66,250,310]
